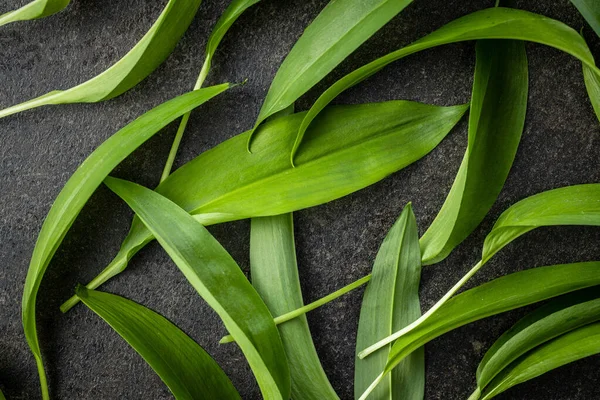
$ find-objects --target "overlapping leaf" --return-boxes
[0,0,202,119]
[355,204,423,400]
[250,214,338,400]
[419,39,528,265]
[23,85,229,400]
[104,177,291,400]
[295,7,600,161]
[0,0,69,26]
[572,0,600,36]
[62,100,468,311]
[472,289,600,398]
[249,0,413,153]
[76,286,240,399]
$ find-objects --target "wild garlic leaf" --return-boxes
[420,39,528,265]
[103,177,291,400]
[572,0,600,36]
[583,63,600,121]
[355,204,423,400]
[380,262,600,386]
[0,0,69,26]
[295,7,600,161]
[479,321,600,400]
[472,289,600,398]
[0,0,203,119]
[76,286,241,400]
[62,100,468,311]
[23,85,229,400]
[250,214,339,400]
[249,0,414,154]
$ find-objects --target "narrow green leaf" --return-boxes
[250,0,414,154]
[378,262,600,387]
[62,100,468,311]
[23,85,229,400]
[583,60,600,122]
[0,0,69,26]
[251,214,338,400]
[355,204,423,400]
[0,0,203,119]
[0,388,4,400]
[296,7,600,160]
[572,0,600,36]
[479,321,600,400]
[420,39,528,265]
[76,286,240,400]
[473,288,600,397]
[103,177,291,400]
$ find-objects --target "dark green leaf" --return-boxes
[572,0,600,36]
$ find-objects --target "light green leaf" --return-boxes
[251,214,338,400]
[376,262,600,390]
[296,7,600,160]
[62,100,468,311]
[472,288,600,398]
[103,177,291,400]
[572,0,600,36]
[355,203,423,400]
[0,0,69,26]
[420,39,528,265]
[249,0,414,155]
[479,321,600,400]
[23,85,229,400]
[76,286,240,399]
[0,0,203,119]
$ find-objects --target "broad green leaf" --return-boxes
[103,177,291,400]
[76,286,240,400]
[583,63,600,122]
[373,262,600,393]
[295,7,600,161]
[23,85,229,400]
[479,321,600,400]
[250,0,414,154]
[0,0,203,119]
[355,204,423,400]
[0,0,69,26]
[572,0,600,36]
[62,100,468,311]
[420,39,528,265]
[472,288,600,398]
[251,214,338,400]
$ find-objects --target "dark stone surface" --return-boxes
[1,0,600,399]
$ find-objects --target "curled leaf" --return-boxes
[76,286,241,399]
[0,0,69,26]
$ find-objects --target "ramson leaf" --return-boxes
[0,0,69,26]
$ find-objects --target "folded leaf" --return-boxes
[479,321,600,400]
[355,204,423,400]
[62,100,468,311]
[572,0,600,36]
[23,85,229,400]
[0,0,69,26]
[381,262,600,386]
[296,7,600,160]
[251,214,338,400]
[76,286,240,399]
[0,0,202,119]
[473,288,600,397]
[250,0,413,153]
[420,39,528,265]
[103,177,291,400]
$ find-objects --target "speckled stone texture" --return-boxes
[1,0,599,399]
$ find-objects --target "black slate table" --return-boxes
[1,0,600,399]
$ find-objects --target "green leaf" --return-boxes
[419,39,528,265]
[472,288,600,398]
[479,321,600,400]
[62,100,467,311]
[251,214,338,400]
[249,0,414,154]
[76,286,240,400]
[583,63,600,122]
[0,0,69,26]
[376,262,600,392]
[0,0,203,119]
[355,203,423,400]
[296,7,600,161]
[572,0,600,36]
[103,177,291,400]
[23,85,229,400]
